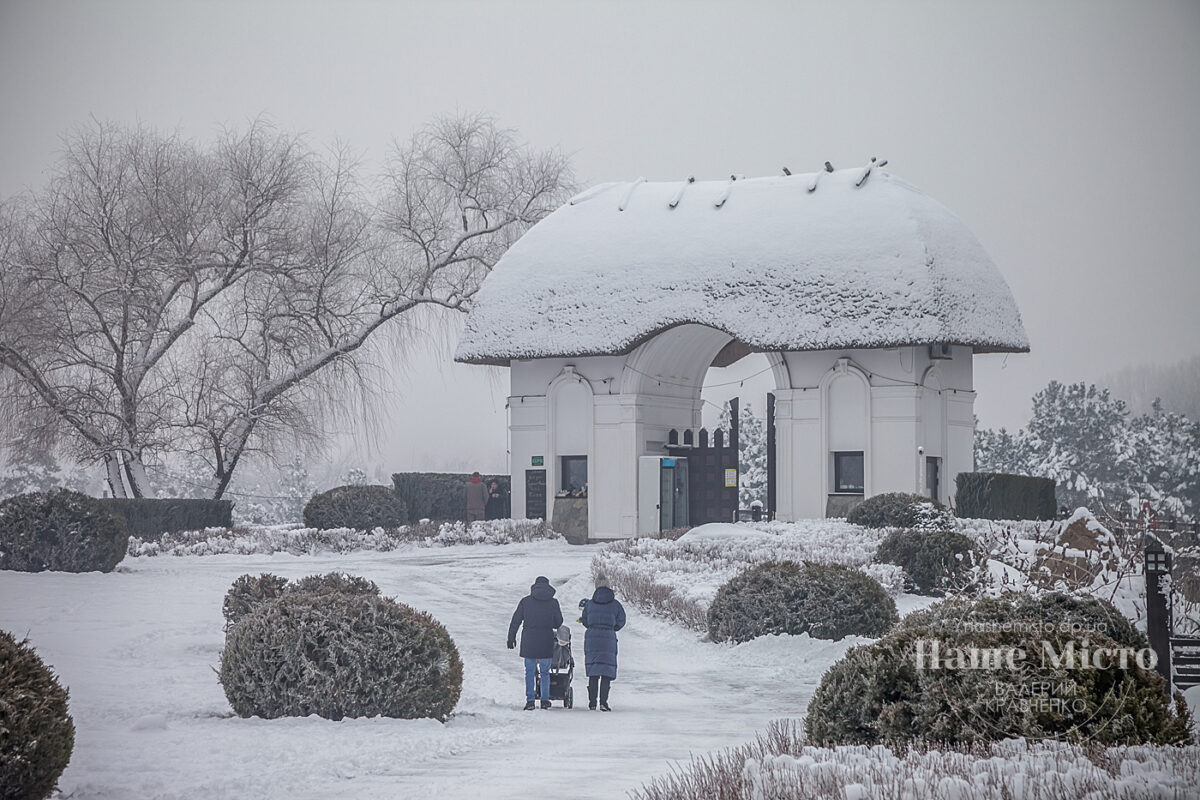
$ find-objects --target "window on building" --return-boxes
[561,455,588,494]
[833,451,864,494]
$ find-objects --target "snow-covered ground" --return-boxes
[0,540,868,799]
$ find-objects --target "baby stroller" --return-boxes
[535,625,575,708]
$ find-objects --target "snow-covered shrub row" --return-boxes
[128,519,559,557]
[707,561,898,643]
[0,630,75,800]
[219,588,462,721]
[416,519,559,546]
[592,521,891,631]
[634,719,1200,800]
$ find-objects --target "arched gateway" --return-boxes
[455,165,1028,540]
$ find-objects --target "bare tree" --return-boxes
[179,115,572,497]
[0,115,572,499]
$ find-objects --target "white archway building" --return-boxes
[456,167,1028,538]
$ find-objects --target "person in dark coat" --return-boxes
[507,576,564,710]
[485,479,509,520]
[581,578,626,711]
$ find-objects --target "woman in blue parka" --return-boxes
[580,577,626,711]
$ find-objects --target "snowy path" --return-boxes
[0,541,863,799]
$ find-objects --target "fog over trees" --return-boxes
[0,115,572,498]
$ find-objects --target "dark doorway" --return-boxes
[925,456,941,500]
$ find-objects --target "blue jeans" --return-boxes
[524,657,551,702]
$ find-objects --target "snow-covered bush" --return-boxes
[0,489,128,573]
[302,484,408,531]
[221,573,289,628]
[875,529,983,596]
[594,521,889,630]
[0,630,75,800]
[219,588,462,721]
[634,719,1200,800]
[847,492,951,530]
[806,593,1193,746]
[707,561,897,643]
[290,571,381,598]
[222,572,381,629]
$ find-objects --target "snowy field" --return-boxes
[0,539,868,799]
[4,521,1199,799]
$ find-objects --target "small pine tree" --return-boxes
[720,401,767,509]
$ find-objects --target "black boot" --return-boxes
[540,699,552,709]
[523,700,536,711]
[599,702,611,712]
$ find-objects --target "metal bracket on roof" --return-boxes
[855,157,888,187]
[618,177,646,212]
[668,176,695,209]
[714,175,738,209]
[808,162,834,192]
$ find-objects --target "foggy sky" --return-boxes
[2,0,1198,476]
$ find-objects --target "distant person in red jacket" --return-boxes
[465,472,488,523]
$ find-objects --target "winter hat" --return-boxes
[534,576,550,585]
[594,571,610,589]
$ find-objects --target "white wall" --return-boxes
[508,341,977,535]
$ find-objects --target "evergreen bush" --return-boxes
[302,484,408,531]
[954,472,1056,521]
[222,572,381,628]
[102,497,233,541]
[222,573,289,628]
[805,593,1193,746]
[0,630,75,800]
[707,561,898,643]
[874,529,982,596]
[847,492,951,529]
[219,590,462,721]
[0,490,128,573]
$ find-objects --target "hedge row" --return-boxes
[102,498,233,541]
[391,473,508,523]
[954,472,1056,520]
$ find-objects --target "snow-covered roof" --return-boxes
[455,166,1029,365]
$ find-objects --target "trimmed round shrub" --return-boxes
[219,590,462,721]
[222,572,380,629]
[0,490,129,573]
[847,492,951,530]
[707,561,898,643]
[875,529,982,596]
[805,593,1193,746]
[1,630,75,799]
[302,485,408,531]
[900,591,1148,650]
[222,573,289,628]
[289,571,381,598]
